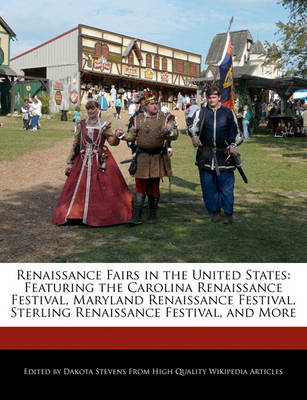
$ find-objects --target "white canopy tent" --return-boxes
[293,89,307,100]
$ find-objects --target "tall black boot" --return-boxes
[127,193,146,226]
[148,194,160,224]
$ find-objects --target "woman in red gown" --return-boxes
[52,101,133,226]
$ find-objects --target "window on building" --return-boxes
[146,53,152,68]
[102,44,109,60]
[154,55,160,70]
[95,43,103,58]
[162,57,168,72]
[177,60,184,74]
[128,52,134,65]
[95,43,109,59]
[190,62,197,76]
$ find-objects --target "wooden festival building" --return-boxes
[10,24,201,112]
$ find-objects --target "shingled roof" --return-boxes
[200,64,258,81]
[0,16,16,38]
[206,30,253,65]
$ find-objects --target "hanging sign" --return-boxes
[145,68,154,79]
[69,90,79,104]
[54,90,62,105]
[161,72,169,83]
[124,67,138,76]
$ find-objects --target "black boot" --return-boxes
[223,212,233,224]
[148,194,160,224]
[127,193,146,226]
[210,208,221,223]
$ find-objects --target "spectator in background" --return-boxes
[182,94,187,110]
[123,90,128,110]
[176,92,183,110]
[299,100,305,117]
[132,89,137,103]
[115,95,122,119]
[128,101,136,118]
[30,97,42,131]
[87,87,93,100]
[93,87,99,102]
[185,98,199,137]
[34,95,42,129]
[110,85,117,109]
[73,106,82,133]
[21,99,30,131]
[269,102,279,116]
[242,105,251,140]
[127,90,132,108]
[98,87,108,111]
[295,100,301,116]
[261,102,268,123]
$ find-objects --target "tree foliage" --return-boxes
[265,0,307,77]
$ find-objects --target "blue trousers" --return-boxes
[31,115,39,127]
[242,119,250,139]
[199,169,235,214]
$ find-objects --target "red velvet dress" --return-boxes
[52,119,133,226]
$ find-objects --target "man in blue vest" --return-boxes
[190,86,240,224]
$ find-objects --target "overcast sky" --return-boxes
[2,0,289,67]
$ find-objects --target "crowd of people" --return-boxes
[85,84,179,120]
[87,85,139,112]
[262,97,307,137]
[183,92,307,139]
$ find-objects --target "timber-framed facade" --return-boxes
[11,24,201,112]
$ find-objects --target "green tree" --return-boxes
[265,0,307,77]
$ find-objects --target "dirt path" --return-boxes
[0,133,132,262]
[0,109,186,262]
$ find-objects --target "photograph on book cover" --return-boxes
[0,0,306,382]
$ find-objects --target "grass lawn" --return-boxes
[0,115,73,162]
[54,129,307,263]
[1,117,306,262]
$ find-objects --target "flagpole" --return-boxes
[227,16,234,33]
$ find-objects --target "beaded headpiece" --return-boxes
[144,91,157,104]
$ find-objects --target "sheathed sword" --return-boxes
[120,159,133,164]
[225,141,248,184]
[233,153,248,183]
[236,164,248,183]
